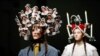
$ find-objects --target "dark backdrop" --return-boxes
[0,0,100,56]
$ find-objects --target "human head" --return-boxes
[31,24,45,40]
[25,4,30,11]
[73,28,84,42]
[41,6,46,12]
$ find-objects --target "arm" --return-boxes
[46,46,60,56]
[93,49,99,56]
[18,50,23,56]
[48,49,59,56]
[61,47,69,56]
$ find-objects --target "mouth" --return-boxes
[33,36,39,39]
[75,37,79,39]
[33,34,38,37]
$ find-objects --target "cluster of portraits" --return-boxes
[15,3,99,56]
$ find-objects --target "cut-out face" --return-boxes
[73,28,84,42]
[25,4,30,11]
[32,25,43,40]
[41,6,46,12]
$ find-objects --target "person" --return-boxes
[18,24,59,56]
[62,27,99,56]
[62,12,99,56]
[15,3,62,56]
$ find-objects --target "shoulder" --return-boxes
[21,46,30,51]
[64,43,74,49]
[47,44,59,52]
[18,46,30,54]
[61,43,74,55]
[45,44,59,56]
[86,43,97,51]
[18,46,30,56]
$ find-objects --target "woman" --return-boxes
[18,24,59,56]
[15,4,62,56]
[62,24,99,56]
[62,12,99,56]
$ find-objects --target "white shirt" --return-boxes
[62,43,99,56]
[73,43,86,56]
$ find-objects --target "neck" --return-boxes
[76,40,84,46]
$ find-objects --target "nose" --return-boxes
[34,32,37,34]
[33,30,40,34]
[33,30,38,34]
[74,33,78,37]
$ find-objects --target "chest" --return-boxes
[73,45,86,56]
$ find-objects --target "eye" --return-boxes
[77,32,81,34]
[73,32,76,34]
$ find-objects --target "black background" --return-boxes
[0,0,100,56]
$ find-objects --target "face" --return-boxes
[25,6,30,11]
[22,16,27,20]
[73,28,84,41]
[41,7,46,12]
[47,15,52,19]
[32,25,43,40]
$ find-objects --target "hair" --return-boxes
[27,24,48,56]
[71,28,87,56]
